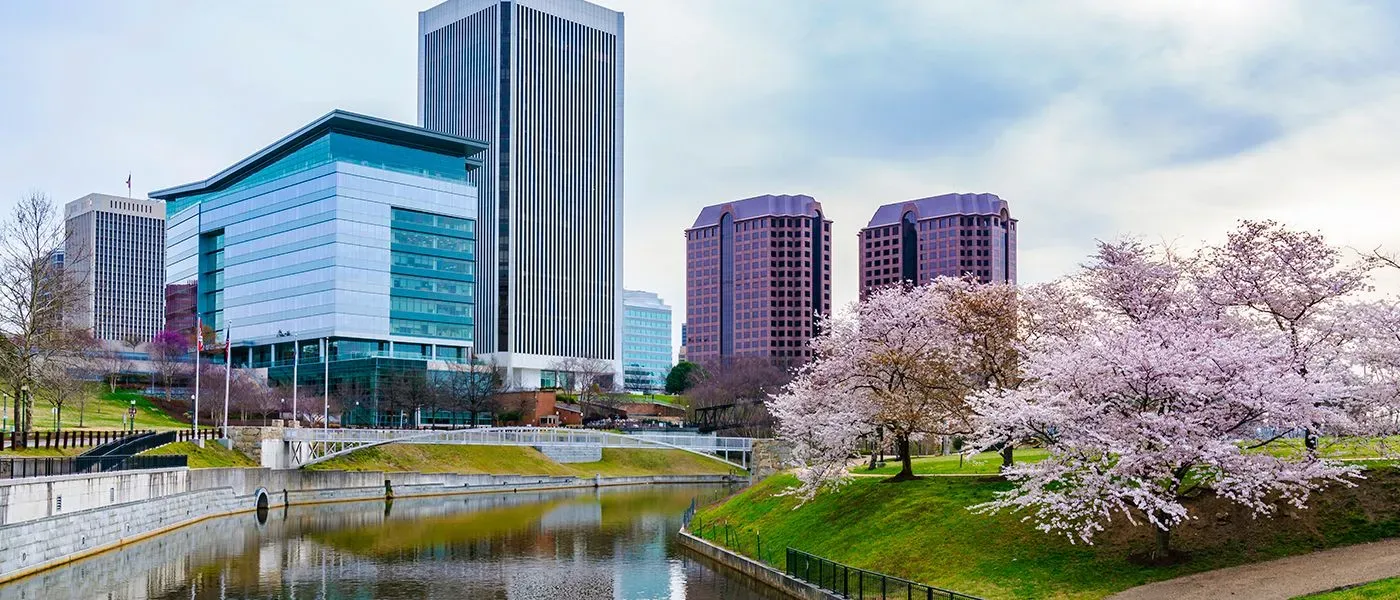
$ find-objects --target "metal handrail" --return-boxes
[0,455,189,480]
[284,426,753,451]
[784,547,983,600]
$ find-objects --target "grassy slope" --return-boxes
[141,441,258,468]
[695,469,1400,600]
[857,448,1050,476]
[1301,577,1400,599]
[37,388,188,431]
[857,440,1400,477]
[307,444,736,477]
[0,447,86,457]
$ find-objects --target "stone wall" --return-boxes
[0,466,745,584]
[0,487,242,583]
[0,468,188,526]
[227,426,285,465]
[750,439,794,480]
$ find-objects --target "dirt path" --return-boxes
[1109,538,1400,600]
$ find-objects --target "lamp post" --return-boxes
[128,400,137,433]
[20,384,29,437]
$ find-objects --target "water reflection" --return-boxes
[0,485,783,600]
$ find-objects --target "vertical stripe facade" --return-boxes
[421,0,623,377]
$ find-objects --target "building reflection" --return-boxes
[3,485,776,600]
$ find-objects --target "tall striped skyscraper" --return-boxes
[63,194,166,344]
[419,0,624,389]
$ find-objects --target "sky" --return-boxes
[2,0,1400,354]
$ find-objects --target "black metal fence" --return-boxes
[784,548,982,600]
[0,454,188,479]
[688,512,983,600]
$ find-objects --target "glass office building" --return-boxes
[621,289,672,393]
[151,110,489,425]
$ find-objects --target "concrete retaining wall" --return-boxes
[0,487,243,584]
[0,469,744,584]
[678,530,839,600]
[0,468,188,526]
[537,444,603,463]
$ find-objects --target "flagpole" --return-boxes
[193,322,201,436]
[292,341,299,427]
[322,337,329,432]
[222,327,231,439]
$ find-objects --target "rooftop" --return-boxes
[150,110,488,201]
[623,289,671,310]
[865,193,1013,228]
[689,194,826,229]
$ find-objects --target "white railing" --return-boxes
[283,427,753,453]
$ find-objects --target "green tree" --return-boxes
[665,361,699,394]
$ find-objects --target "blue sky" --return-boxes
[3,0,1399,351]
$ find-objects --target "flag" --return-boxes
[196,317,205,352]
[125,173,132,197]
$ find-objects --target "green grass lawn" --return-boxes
[694,468,1400,600]
[856,448,1050,476]
[31,388,188,431]
[140,441,258,468]
[0,447,86,457]
[308,444,737,477]
[1258,437,1400,460]
[1299,577,1400,599]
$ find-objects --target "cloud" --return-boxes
[2,0,1399,358]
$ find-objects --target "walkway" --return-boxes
[1109,538,1400,600]
[280,427,755,470]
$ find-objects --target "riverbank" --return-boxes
[308,444,741,477]
[0,466,745,585]
[694,470,1400,600]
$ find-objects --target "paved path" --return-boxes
[1109,538,1400,600]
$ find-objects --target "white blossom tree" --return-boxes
[970,230,1373,561]
[769,280,982,497]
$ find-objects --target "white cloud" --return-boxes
[1,0,1398,357]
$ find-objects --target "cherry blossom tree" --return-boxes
[1197,220,1375,454]
[970,232,1371,561]
[770,280,984,496]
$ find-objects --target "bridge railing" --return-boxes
[282,427,753,453]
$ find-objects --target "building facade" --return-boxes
[859,193,1016,298]
[150,110,488,424]
[621,289,672,393]
[63,194,166,343]
[418,0,625,390]
[677,321,687,362]
[685,194,832,364]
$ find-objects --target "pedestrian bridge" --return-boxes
[274,427,755,471]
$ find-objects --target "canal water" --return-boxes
[0,484,783,600]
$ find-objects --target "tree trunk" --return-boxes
[1001,444,1014,468]
[1305,429,1319,459]
[1153,525,1172,561]
[886,435,917,482]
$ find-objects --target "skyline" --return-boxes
[4,0,1400,355]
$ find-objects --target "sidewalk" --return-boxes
[1109,538,1400,600]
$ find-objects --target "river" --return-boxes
[0,484,783,600]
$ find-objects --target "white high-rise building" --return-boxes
[64,193,166,344]
[419,0,624,389]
